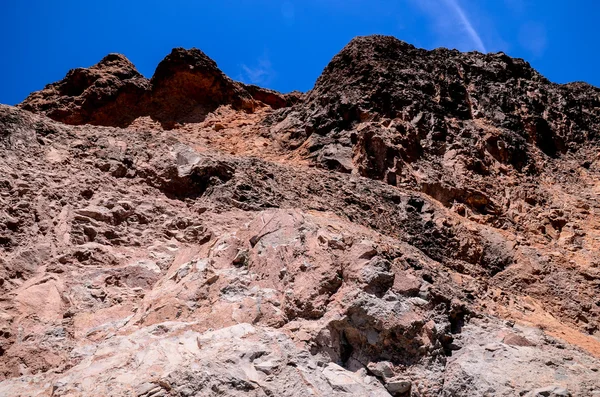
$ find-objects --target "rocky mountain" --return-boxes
[1,35,599,396]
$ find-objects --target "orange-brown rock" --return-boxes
[19,48,297,129]
[2,36,600,396]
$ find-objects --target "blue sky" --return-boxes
[1,1,599,105]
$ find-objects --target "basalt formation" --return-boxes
[1,35,600,396]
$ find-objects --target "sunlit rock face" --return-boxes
[2,35,600,396]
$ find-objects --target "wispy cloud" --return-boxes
[442,0,486,52]
[281,1,295,25]
[504,0,526,16]
[518,21,547,58]
[239,52,275,86]
[412,0,488,53]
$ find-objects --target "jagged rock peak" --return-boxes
[273,34,600,167]
[306,34,547,118]
[320,35,543,85]
[19,48,295,128]
[47,52,144,98]
[95,53,141,72]
[152,47,220,79]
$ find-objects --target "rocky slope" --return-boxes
[1,35,599,396]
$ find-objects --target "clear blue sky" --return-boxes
[1,0,599,105]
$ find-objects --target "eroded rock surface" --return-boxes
[2,35,600,396]
[19,48,293,129]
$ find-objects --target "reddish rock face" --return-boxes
[19,48,295,129]
[3,36,600,396]
[148,48,256,127]
[19,53,150,126]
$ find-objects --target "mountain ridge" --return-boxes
[1,35,600,396]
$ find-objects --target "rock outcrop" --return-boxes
[2,36,600,396]
[18,53,150,127]
[19,48,294,129]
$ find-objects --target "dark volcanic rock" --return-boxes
[268,35,600,219]
[276,35,600,153]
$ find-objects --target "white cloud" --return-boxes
[281,1,295,25]
[442,0,487,52]
[412,0,488,53]
[519,22,547,58]
[504,0,527,16]
[239,53,275,86]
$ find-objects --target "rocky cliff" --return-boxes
[1,35,600,396]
